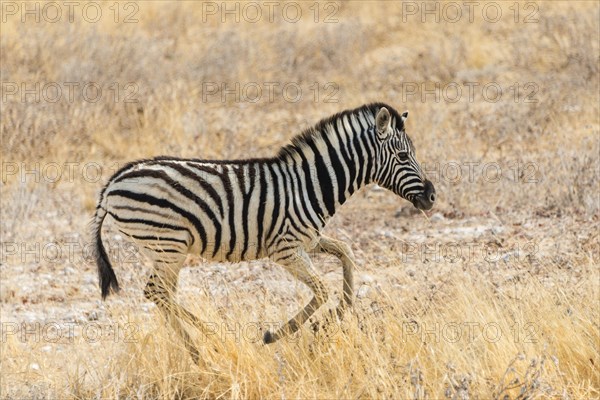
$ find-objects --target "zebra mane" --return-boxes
[276,102,404,160]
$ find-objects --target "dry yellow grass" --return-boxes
[1,1,599,399]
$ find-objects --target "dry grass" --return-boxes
[2,264,598,398]
[1,1,599,399]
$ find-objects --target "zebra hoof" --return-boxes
[263,330,275,344]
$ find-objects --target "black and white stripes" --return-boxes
[93,102,435,352]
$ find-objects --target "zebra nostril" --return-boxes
[429,193,436,202]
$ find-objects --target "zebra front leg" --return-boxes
[264,249,329,344]
[144,271,200,364]
[317,235,356,317]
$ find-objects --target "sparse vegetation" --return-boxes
[1,1,598,398]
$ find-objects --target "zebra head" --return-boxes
[373,106,436,211]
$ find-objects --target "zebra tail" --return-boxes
[93,207,120,299]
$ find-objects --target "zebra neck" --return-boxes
[275,112,378,223]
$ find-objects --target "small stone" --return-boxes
[357,285,370,299]
[491,226,505,234]
[141,304,154,313]
[376,230,395,239]
[430,213,444,222]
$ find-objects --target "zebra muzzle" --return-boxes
[412,180,436,210]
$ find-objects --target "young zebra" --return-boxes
[93,102,435,361]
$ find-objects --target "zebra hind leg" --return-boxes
[143,266,201,364]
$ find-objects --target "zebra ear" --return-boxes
[401,111,408,123]
[375,107,391,139]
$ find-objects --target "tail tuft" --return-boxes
[94,208,120,299]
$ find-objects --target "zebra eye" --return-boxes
[397,151,409,161]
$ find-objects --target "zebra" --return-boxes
[92,102,436,362]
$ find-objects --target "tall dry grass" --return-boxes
[2,263,598,398]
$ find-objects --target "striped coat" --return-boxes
[93,102,435,356]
